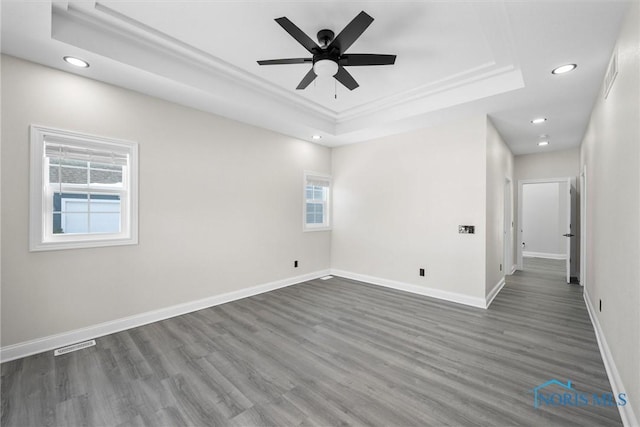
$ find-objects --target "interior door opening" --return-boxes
[517,177,578,283]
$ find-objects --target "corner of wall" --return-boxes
[484,117,514,301]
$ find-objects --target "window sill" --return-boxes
[30,235,138,252]
[303,226,332,232]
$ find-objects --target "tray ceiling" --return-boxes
[1,1,629,153]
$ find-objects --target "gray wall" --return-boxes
[331,115,489,301]
[580,1,639,422]
[514,148,579,182]
[331,115,514,304]
[1,55,332,347]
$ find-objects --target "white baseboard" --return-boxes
[523,251,567,260]
[486,277,506,308]
[584,289,639,427]
[330,269,486,309]
[0,269,330,363]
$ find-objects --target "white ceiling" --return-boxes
[1,1,630,154]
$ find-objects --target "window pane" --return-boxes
[49,165,89,184]
[54,192,88,216]
[90,213,121,233]
[49,166,59,184]
[61,166,87,184]
[90,166,123,185]
[53,213,63,234]
[60,194,90,233]
[306,203,325,224]
[314,204,324,224]
[58,193,89,212]
[314,187,325,200]
[305,187,313,199]
[64,199,89,213]
[54,194,122,235]
[48,157,89,184]
[61,213,89,234]
[90,161,122,171]
[89,195,121,213]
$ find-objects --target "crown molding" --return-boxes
[50,0,523,142]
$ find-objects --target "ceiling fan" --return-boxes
[257,11,396,91]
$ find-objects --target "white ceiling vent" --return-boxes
[603,49,618,99]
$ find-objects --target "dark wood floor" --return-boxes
[1,259,621,426]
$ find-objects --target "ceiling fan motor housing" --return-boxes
[317,29,334,47]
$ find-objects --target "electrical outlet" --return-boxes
[419,268,425,277]
[294,260,298,268]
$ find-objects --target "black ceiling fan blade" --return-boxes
[257,58,312,65]
[275,17,319,54]
[296,68,317,90]
[334,66,359,90]
[328,11,374,53]
[341,54,396,66]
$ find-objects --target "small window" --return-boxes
[29,125,138,251]
[303,172,331,231]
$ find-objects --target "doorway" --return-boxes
[517,177,577,283]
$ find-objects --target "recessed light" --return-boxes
[312,135,322,140]
[538,141,549,146]
[531,117,547,124]
[63,56,90,68]
[552,64,577,75]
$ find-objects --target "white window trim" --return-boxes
[303,171,332,232]
[29,125,139,251]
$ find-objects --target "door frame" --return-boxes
[504,178,513,275]
[580,166,587,286]
[516,177,575,280]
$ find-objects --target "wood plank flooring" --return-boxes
[2,260,621,426]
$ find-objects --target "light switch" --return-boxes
[459,225,475,234]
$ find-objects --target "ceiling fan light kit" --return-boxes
[313,59,338,77]
[257,11,396,91]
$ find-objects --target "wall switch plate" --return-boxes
[459,225,475,234]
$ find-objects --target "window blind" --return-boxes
[45,139,128,166]
[306,176,331,187]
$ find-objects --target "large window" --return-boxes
[29,125,138,251]
[303,172,331,231]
